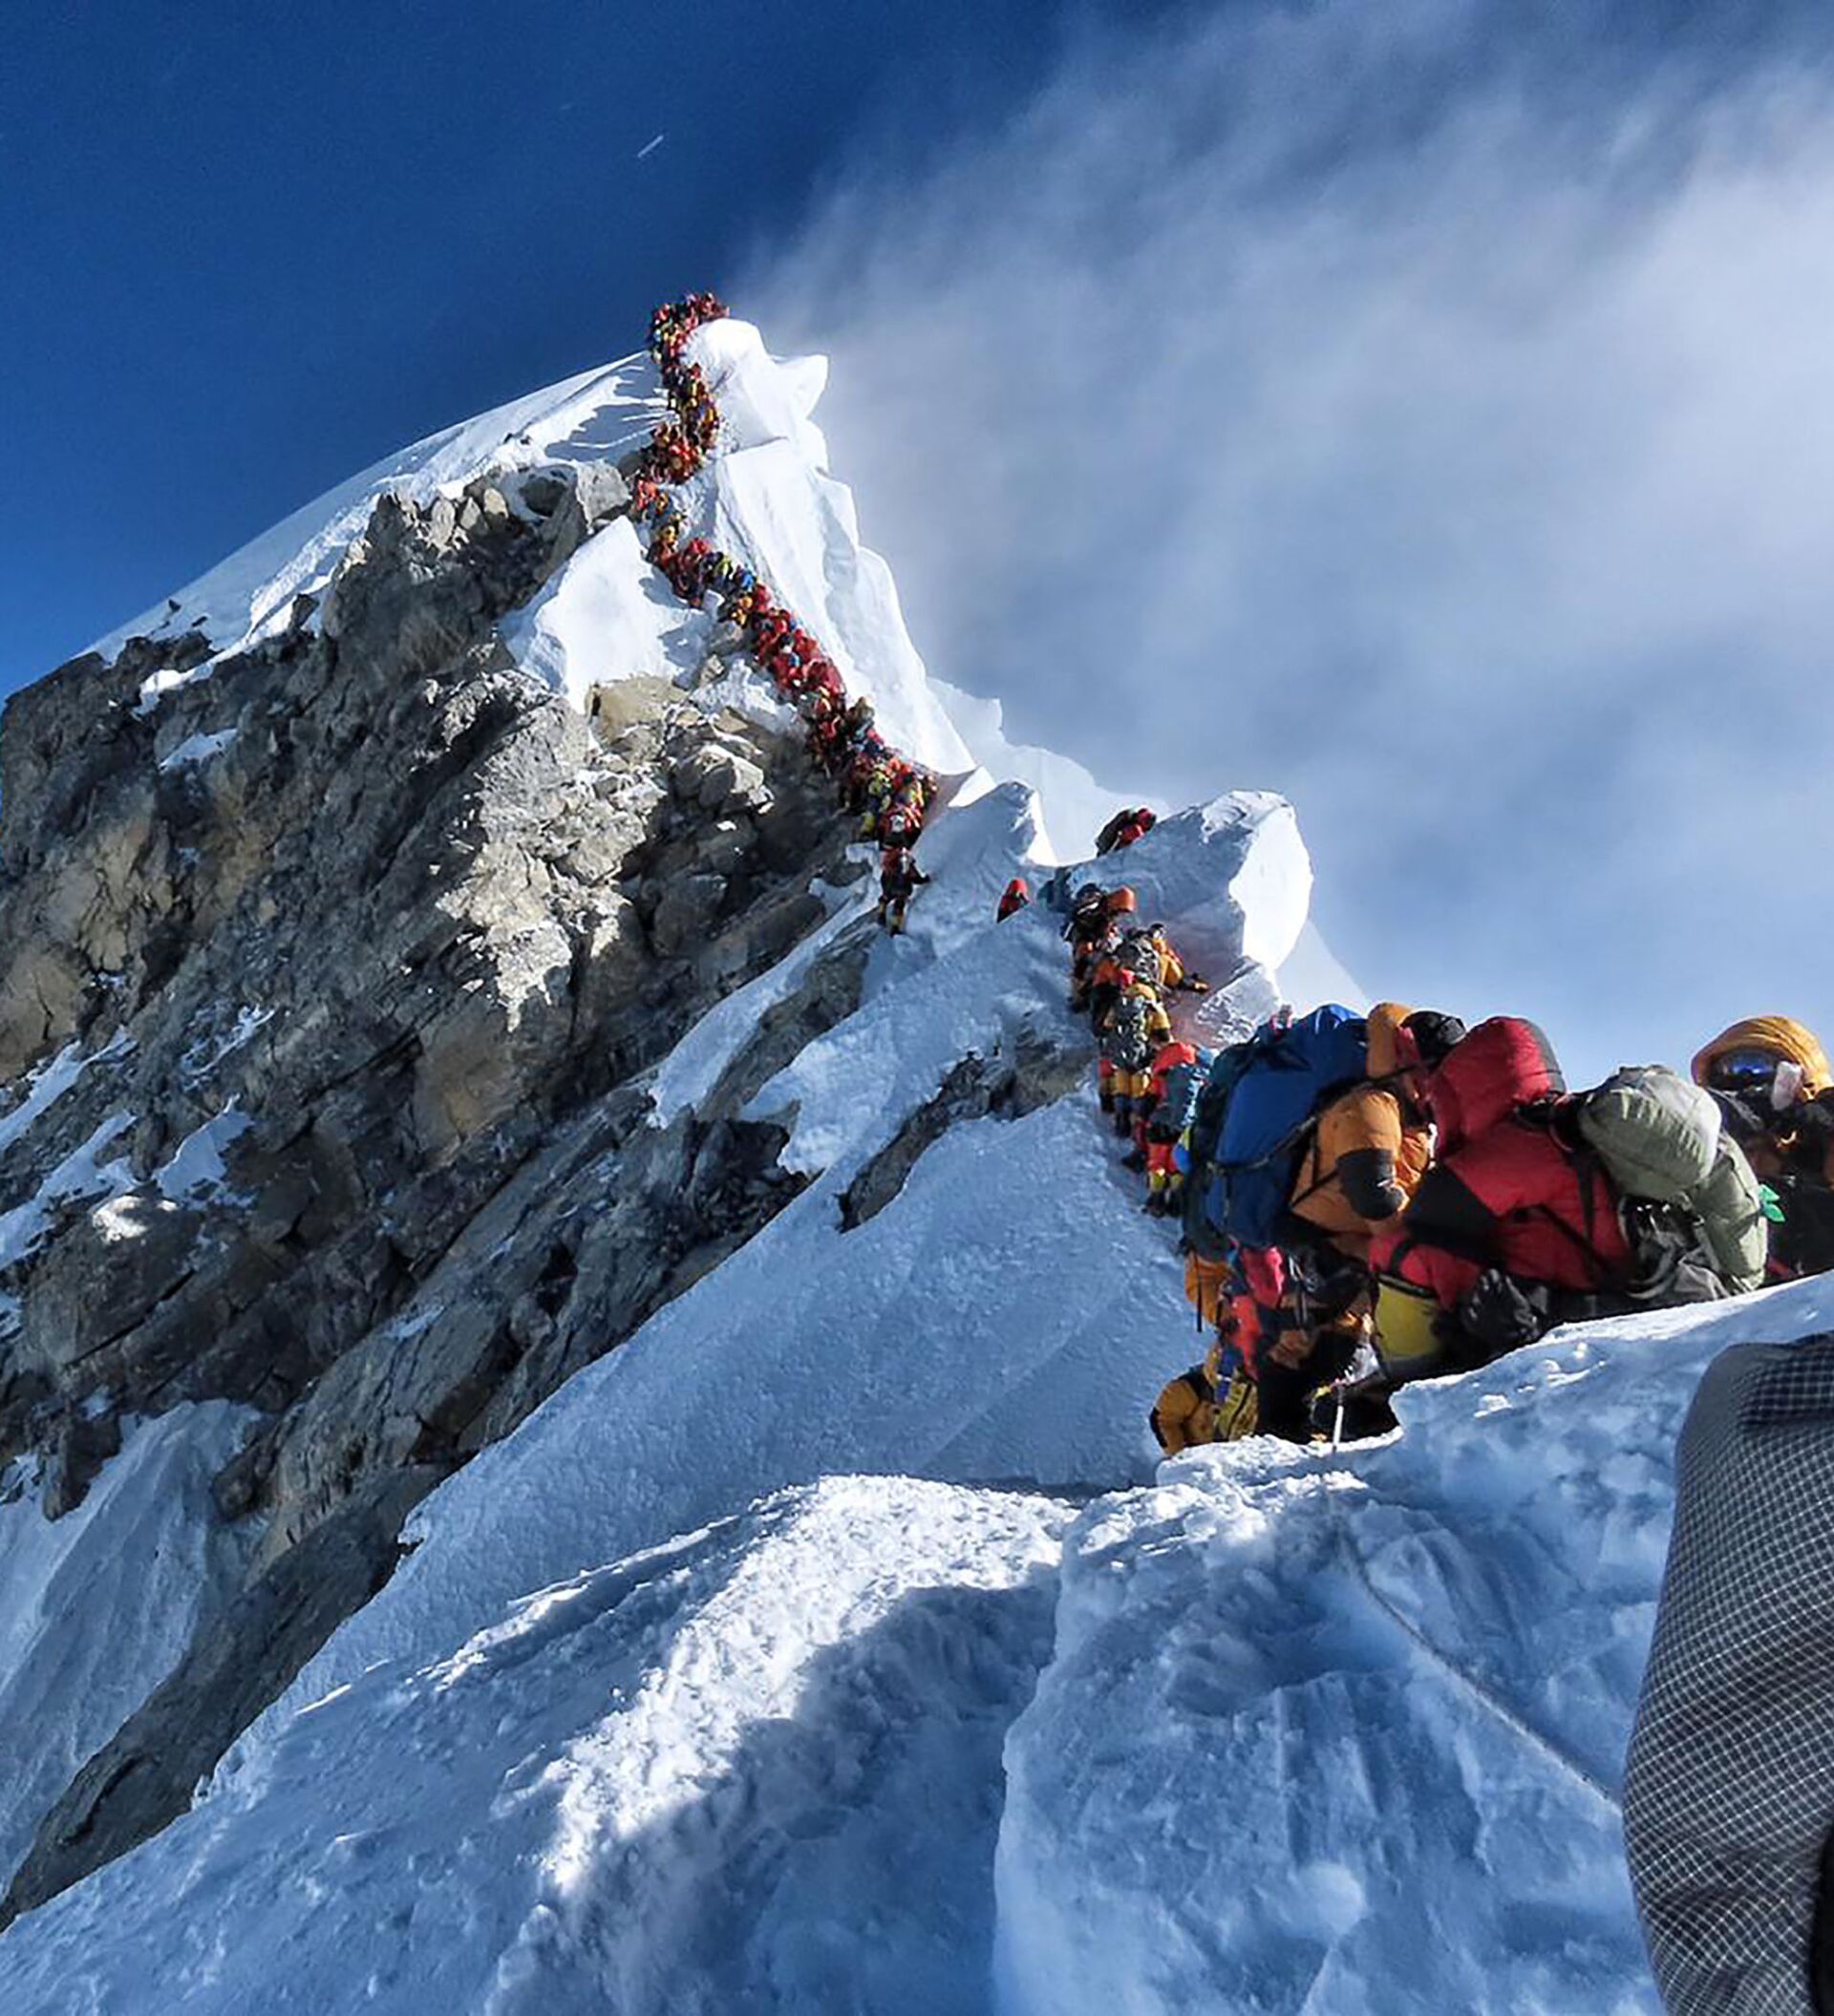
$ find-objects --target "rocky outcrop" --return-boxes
[0,456,895,1916]
[838,1031,1088,1229]
[0,408,1110,1924]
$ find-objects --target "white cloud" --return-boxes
[744,0,1834,1083]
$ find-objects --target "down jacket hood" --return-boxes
[1692,1017,1833,1097]
[1423,1017,1566,1153]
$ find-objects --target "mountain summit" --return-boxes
[0,310,1306,1930]
[0,304,1802,2015]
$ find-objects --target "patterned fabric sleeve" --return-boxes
[1625,1331,1834,2014]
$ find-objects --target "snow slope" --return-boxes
[0,1477,1067,2015]
[995,1274,1834,2016]
[2,1287,1824,2010]
[260,781,1301,1722]
[0,1404,253,1890]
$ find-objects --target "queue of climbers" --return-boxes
[634,294,940,931]
[1139,985,1834,1455]
[633,294,1834,1465]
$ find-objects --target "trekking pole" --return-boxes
[1331,1385,1346,1452]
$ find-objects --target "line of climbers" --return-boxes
[1037,881,1834,1455]
[632,293,940,932]
[629,302,1834,1453]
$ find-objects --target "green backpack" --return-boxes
[1577,1066,1767,1292]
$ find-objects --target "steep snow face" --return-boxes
[995,1274,1834,2016]
[256,782,1300,1726]
[505,318,975,780]
[0,1404,254,1889]
[0,1477,1066,2015]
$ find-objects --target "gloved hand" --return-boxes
[1458,1269,1550,1353]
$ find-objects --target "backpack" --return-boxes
[1156,1052,1213,1138]
[1181,1007,1369,1258]
[1578,1066,1767,1293]
[1182,1038,1263,1261]
[1116,931,1161,983]
[1102,991,1160,1072]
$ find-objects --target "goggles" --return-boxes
[1708,1050,1781,1093]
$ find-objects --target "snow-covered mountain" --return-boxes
[0,308,1788,2013]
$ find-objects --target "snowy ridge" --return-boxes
[91,356,663,668]
[0,288,1744,2016]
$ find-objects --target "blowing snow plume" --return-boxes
[745,0,1834,1081]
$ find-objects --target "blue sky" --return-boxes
[0,0,1166,687]
[6,0,1832,1083]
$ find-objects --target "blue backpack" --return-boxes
[1182,1006,1370,1257]
[1153,1050,1214,1140]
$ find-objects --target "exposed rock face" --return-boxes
[0,459,891,1917]
[838,1032,1089,1230]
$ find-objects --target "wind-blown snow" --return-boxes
[994,1275,1834,2016]
[0,1404,254,1891]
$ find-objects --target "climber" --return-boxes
[1371,1019,1764,1384]
[1369,1018,1626,1379]
[1062,882,1107,937]
[1095,807,1157,856]
[879,775,928,850]
[1288,1007,1464,1263]
[858,759,908,839]
[1098,976,1172,1138]
[1085,909,1152,1032]
[1159,1250,1285,1450]
[804,691,844,769]
[1149,1357,1219,1454]
[1139,1040,1209,1214]
[877,846,929,934]
[1063,882,1112,971]
[1220,1007,1467,1442]
[1139,922,1210,996]
[997,878,1032,922]
[1693,1015,1834,1277]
